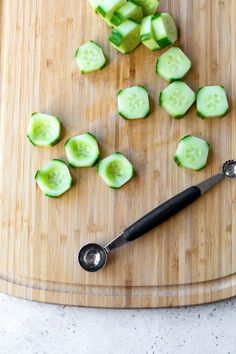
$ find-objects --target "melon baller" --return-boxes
[78,160,236,272]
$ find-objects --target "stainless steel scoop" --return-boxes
[78,160,236,272]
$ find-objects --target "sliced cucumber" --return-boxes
[65,133,100,168]
[88,0,99,11]
[159,81,195,118]
[156,47,192,82]
[75,41,106,74]
[174,135,210,171]
[118,85,150,119]
[152,13,177,48]
[97,152,134,188]
[140,15,160,51]
[27,112,61,147]
[133,0,159,15]
[196,85,229,118]
[109,19,141,54]
[35,160,73,198]
[97,0,126,25]
[111,1,143,26]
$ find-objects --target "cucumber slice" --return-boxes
[174,135,210,171]
[75,41,106,74]
[111,1,143,26]
[133,0,159,15]
[88,0,99,11]
[196,85,229,118]
[152,13,177,48]
[140,15,160,51]
[35,160,73,198]
[97,0,126,24]
[65,133,100,168]
[118,85,150,119]
[159,81,195,118]
[109,19,141,54]
[156,47,192,82]
[27,112,61,147]
[97,152,134,188]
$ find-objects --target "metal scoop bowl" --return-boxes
[78,160,236,272]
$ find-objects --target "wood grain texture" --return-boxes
[0,0,236,307]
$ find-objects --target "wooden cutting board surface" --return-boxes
[0,0,236,307]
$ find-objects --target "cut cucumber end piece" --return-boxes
[75,41,106,74]
[174,135,210,171]
[27,112,61,147]
[140,15,160,51]
[152,13,178,48]
[156,47,192,82]
[111,2,143,26]
[118,85,150,119]
[35,160,73,198]
[109,20,141,54]
[65,133,100,168]
[196,85,229,118]
[97,0,126,23]
[97,152,134,188]
[133,0,159,15]
[159,81,195,118]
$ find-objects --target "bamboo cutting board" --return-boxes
[0,0,236,308]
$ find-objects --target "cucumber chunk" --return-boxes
[65,133,100,168]
[159,81,195,118]
[140,15,160,51]
[97,0,126,25]
[35,160,73,198]
[152,13,177,48]
[118,85,150,119]
[174,135,210,171]
[196,85,229,118]
[156,47,192,82]
[111,1,143,26]
[97,152,134,188]
[109,19,141,54]
[75,41,106,74]
[133,0,159,15]
[27,112,61,147]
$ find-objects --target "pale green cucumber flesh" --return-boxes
[196,85,229,118]
[97,153,134,188]
[118,85,150,119]
[156,47,192,82]
[27,112,61,147]
[174,135,210,171]
[35,160,73,197]
[159,81,195,118]
[75,41,106,73]
[152,13,177,48]
[111,2,143,26]
[140,15,160,50]
[109,20,141,54]
[65,133,100,167]
[132,0,159,15]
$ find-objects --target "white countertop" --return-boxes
[0,293,235,354]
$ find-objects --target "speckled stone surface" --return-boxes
[0,294,236,354]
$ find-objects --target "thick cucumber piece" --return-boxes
[75,41,106,74]
[140,15,160,51]
[159,81,195,118]
[35,160,73,198]
[97,0,126,25]
[174,135,210,171]
[133,0,159,15]
[111,1,143,26]
[109,19,141,54]
[118,85,150,119]
[152,13,177,48]
[65,133,100,168]
[196,85,229,118]
[97,152,134,188]
[27,112,61,147]
[88,0,99,11]
[156,47,192,82]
